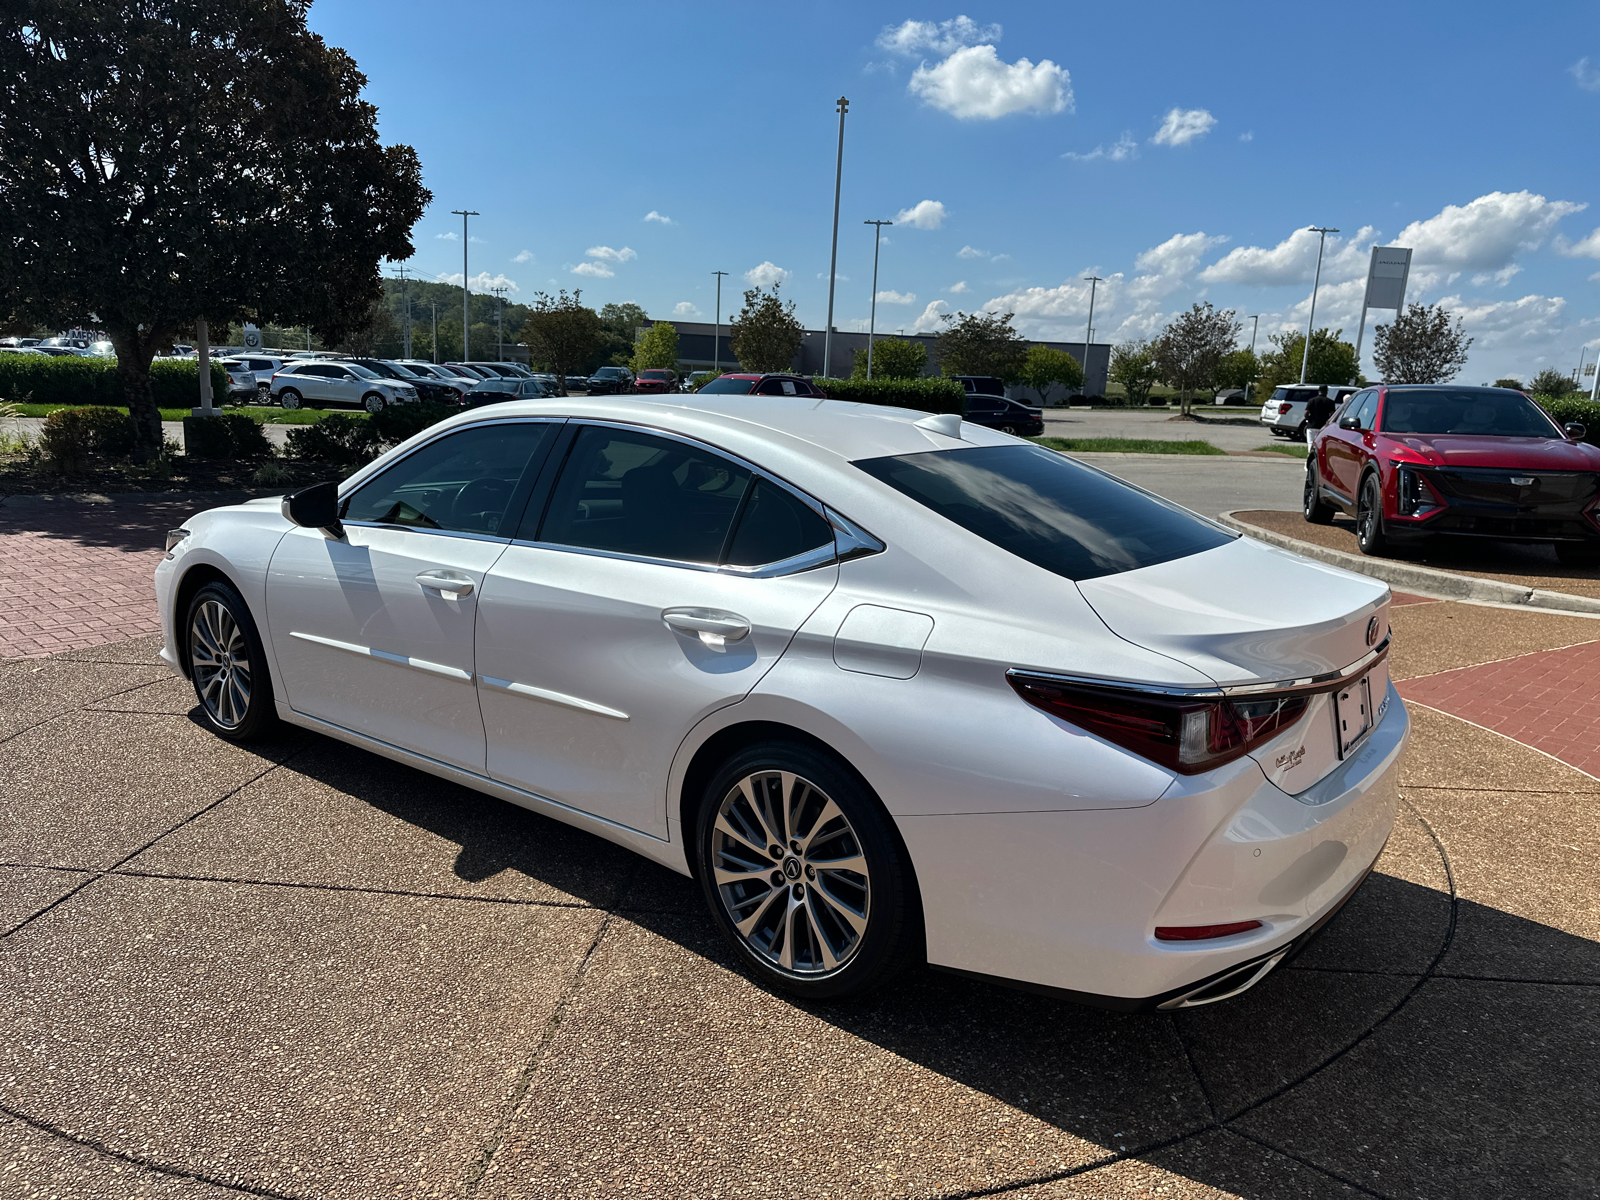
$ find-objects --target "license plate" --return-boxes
[1335,672,1374,757]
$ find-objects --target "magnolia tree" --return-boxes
[520,291,601,394]
[730,286,803,373]
[0,0,428,450]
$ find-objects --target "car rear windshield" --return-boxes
[854,444,1234,582]
[1380,389,1562,438]
[698,377,756,394]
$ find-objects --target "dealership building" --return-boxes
[659,320,1112,400]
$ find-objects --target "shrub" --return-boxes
[182,413,272,460]
[285,414,380,468]
[815,376,966,416]
[38,406,138,473]
[1536,396,1600,447]
[0,355,227,408]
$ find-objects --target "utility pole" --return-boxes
[1246,314,1261,404]
[395,266,413,358]
[491,285,506,360]
[430,300,438,363]
[1082,275,1103,391]
[823,96,849,380]
[864,219,893,379]
[1300,227,1339,384]
[451,209,479,361]
[712,270,728,374]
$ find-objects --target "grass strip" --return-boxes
[1252,443,1309,458]
[1031,436,1227,455]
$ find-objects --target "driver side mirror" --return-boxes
[282,481,345,538]
[1565,422,1587,441]
[1338,413,1362,431]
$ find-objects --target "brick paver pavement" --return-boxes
[1399,637,1600,779]
[0,494,233,660]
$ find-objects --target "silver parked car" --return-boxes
[269,361,419,412]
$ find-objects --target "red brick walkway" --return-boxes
[1399,639,1600,780]
[0,495,224,659]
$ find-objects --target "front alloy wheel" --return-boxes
[697,744,919,999]
[363,392,386,413]
[1356,473,1390,556]
[185,581,277,741]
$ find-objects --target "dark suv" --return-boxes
[346,358,465,405]
[695,373,827,397]
[587,366,634,394]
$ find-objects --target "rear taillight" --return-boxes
[1278,402,1293,415]
[1006,675,1309,775]
[1155,921,1263,941]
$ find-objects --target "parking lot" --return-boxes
[3,456,1598,1199]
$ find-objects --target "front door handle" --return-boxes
[416,569,475,597]
[662,607,750,648]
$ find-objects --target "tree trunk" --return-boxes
[106,324,168,456]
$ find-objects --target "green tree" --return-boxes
[1109,339,1162,407]
[631,321,680,371]
[0,0,428,451]
[596,302,651,369]
[1018,344,1084,406]
[1153,303,1242,415]
[1373,303,1473,384]
[1528,367,1575,398]
[935,310,1028,380]
[851,338,927,380]
[730,286,803,373]
[520,290,602,394]
[1493,377,1525,391]
[1215,348,1260,401]
[1257,328,1361,394]
[334,302,403,359]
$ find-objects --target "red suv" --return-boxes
[633,368,678,394]
[1304,384,1600,565]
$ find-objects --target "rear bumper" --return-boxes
[899,681,1408,1009]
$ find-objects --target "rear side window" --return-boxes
[698,377,756,394]
[855,445,1233,582]
[724,480,833,567]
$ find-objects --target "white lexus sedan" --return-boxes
[154,396,1406,1010]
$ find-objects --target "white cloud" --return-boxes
[434,271,520,294]
[643,210,673,224]
[957,244,987,259]
[513,249,534,264]
[1398,191,1584,272]
[1135,232,1227,279]
[673,301,701,318]
[435,231,458,241]
[1150,107,1217,147]
[1472,264,1523,287]
[1064,132,1138,163]
[1558,224,1600,259]
[1571,57,1600,91]
[586,245,637,263]
[1200,225,1378,287]
[745,261,791,287]
[947,281,970,294]
[1238,130,1254,142]
[909,45,1072,119]
[816,271,851,282]
[896,199,947,229]
[911,300,952,332]
[875,290,917,305]
[1438,292,1568,350]
[570,262,613,278]
[876,16,1002,56]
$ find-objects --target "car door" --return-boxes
[265,419,559,771]
[1323,390,1377,499]
[474,422,841,837]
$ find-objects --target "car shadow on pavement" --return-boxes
[269,727,1600,1199]
[0,494,259,555]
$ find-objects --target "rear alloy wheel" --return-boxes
[999,423,1019,436]
[185,581,278,742]
[1303,460,1336,525]
[1355,473,1390,556]
[278,388,302,410]
[696,743,920,1000]
[363,391,386,414]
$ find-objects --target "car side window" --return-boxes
[1351,392,1379,430]
[342,423,553,537]
[724,480,834,567]
[533,426,752,563]
[754,378,788,395]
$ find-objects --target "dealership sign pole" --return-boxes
[1353,246,1413,379]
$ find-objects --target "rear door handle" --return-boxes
[662,607,750,648]
[416,569,474,597]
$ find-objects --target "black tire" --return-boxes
[1355,472,1390,557]
[278,388,302,410]
[695,741,921,1000]
[1555,541,1600,568]
[998,423,1019,436]
[1303,459,1336,525]
[184,580,279,742]
[363,391,386,414]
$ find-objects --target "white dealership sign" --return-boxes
[1354,246,1412,369]
[241,322,262,351]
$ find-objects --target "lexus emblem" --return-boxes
[1366,616,1381,647]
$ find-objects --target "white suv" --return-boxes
[269,361,419,412]
[1259,384,1359,438]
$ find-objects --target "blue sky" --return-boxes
[309,0,1600,383]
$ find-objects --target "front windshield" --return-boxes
[1380,389,1562,438]
[698,377,755,394]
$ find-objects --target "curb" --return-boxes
[1218,511,1600,616]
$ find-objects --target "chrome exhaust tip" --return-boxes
[1156,948,1289,1011]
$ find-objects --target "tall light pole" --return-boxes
[823,96,849,380]
[452,209,478,361]
[430,300,438,363]
[864,219,893,379]
[712,270,728,374]
[1082,275,1103,392]
[1246,314,1261,403]
[491,284,506,360]
[1300,227,1338,384]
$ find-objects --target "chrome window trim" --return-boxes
[339,521,513,546]
[1007,634,1392,702]
[336,415,567,498]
